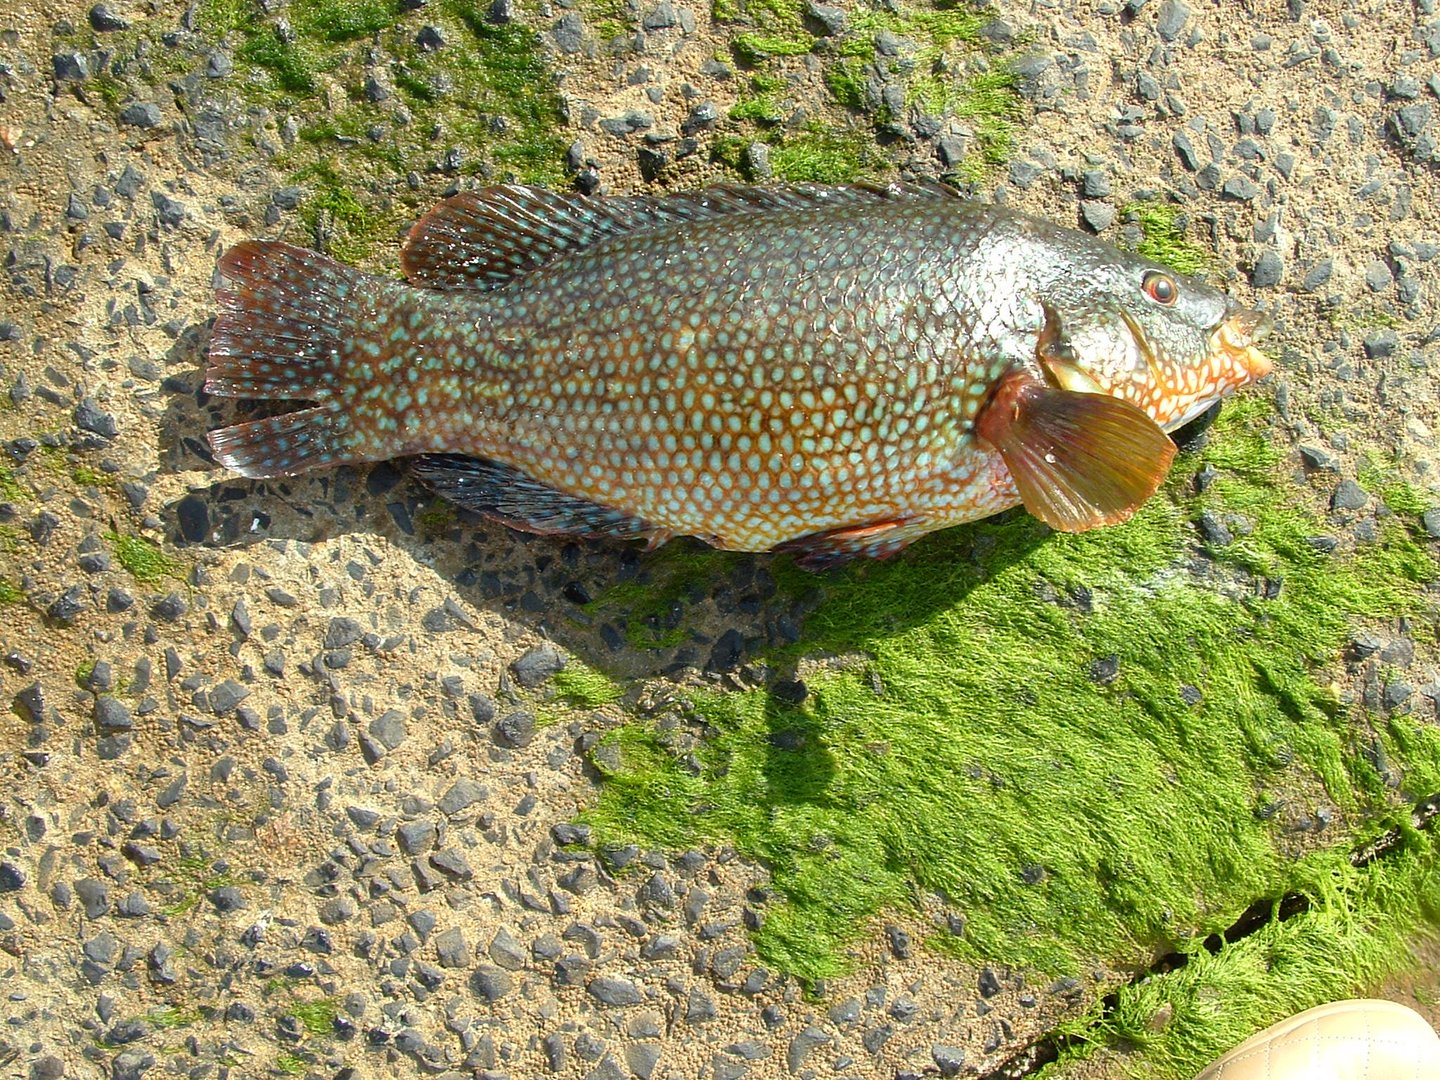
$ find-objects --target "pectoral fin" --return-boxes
[975,373,1176,532]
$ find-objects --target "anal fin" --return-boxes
[772,517,920,571]
[410,455,665,543]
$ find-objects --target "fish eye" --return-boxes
[1143,271,1178,305]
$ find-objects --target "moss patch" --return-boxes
[1122,200,1211,276]
[553,662,625,708]
[1055,836,1440,1078]
[193,0,567,264]
[0,577,22,605]
[711,0,1020,185]
[108,531,182,585]
[0,464,26,502]
[581,402,1439,989]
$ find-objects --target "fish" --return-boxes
[204,181,1273,569]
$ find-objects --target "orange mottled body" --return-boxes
[206,183,1271,567]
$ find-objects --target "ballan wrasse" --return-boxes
[205,183,1272,569]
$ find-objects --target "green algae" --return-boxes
[148,1006,204,1029]
[1122,200,1211,276]
[580,401,1440,986]
[0,578,22,605]
[769,128,882,183]
[712,0,1019,183]
[288,997,339,1037]
[108,531,182,585]
[1054,833,1440,1079]
[0,464,25,502]
[195,0,567,264]
[553,663,625,708]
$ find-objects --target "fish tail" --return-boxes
[205,241,405,479]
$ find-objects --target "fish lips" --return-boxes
[1210,306,1274,381]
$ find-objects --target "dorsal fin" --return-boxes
[400,181,960,290]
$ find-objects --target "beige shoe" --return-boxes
[1195,998,1440,1080]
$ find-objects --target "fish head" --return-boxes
[1036,251,1273,432]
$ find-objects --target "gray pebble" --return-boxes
[936,133,968,168]
[933,1045,967,1077]
[439,778,488,815]
[470,965,514,1001]
[75,398,119,438]
[326,616,363,648]
[415,24,446,49]
[584,1055,627,1080]
[1331,479,1369,511]
[1251,248,1283,287]
[494,710,536,748]
[53,53,89,80]
[397,819,436,854]
[209,679,249,715]
[1172,130,1202,170]
[1221,174,1260,200]
[1384,681,1413,710]
[0,861,24,892]
[434,927,469,967]
[1298,445,1339,470]
[83,932,117,965]
[978,966,1002,997]
[210,885,245,912]
[1081,200,1116,232]
[1363,259,1393,292]
[95,695,132,731]
[1362,329,1397,358]
[588,975,644,1006]
[489,926,527,969]
[1302,259,1333,291]
[804,0,846,35]
[150,191,185,227]
[429,848,472,880]
[686,987,717,1022]
[206,49,233,77]
[118,103,163,129]
[151,592,186,622]
[76,878,111,918]
[1081,169,1112,198]
[89,4,130,30]
[369,710,406,750]
[551,12,584,53]
[786,1026,831,1074]
[511,644,565,688]
[1156,0,1190,41]
[642,2,677,29]
[111,1050,154,1080]
[640,933,680,960]
[743,142,771,180]
[1421,508,1440,539]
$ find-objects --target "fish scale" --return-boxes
[205,182,1272,567]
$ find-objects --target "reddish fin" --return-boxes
[772,517,920,571]
[400,182,961,291]
[206,241,398,477]
[208,404,351,479]
[410,454,667,543]
[975,374,1175,532]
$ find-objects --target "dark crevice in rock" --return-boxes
[983,792,1440,1080]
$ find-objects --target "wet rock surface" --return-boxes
[0,0,1437,1077]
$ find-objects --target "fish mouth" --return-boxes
[1209,307,1274,381]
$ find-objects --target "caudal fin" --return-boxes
[205,241,375,478]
